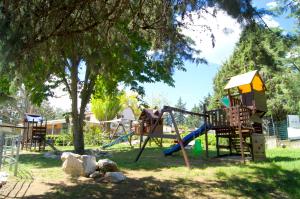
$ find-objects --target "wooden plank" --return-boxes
[169,111,190,168]
[163,106,207,117]
[149,134,177,139]
[237,107,245,163]
[203,105,209,158]
[218,145,231,149]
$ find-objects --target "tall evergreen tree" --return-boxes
[174,97,187,126]
[212,22,297,120]
[186,103,203,128]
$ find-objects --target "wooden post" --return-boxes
[169,111,191,168]
[229,135,233,155]
[0,132,4,169]
[216,135,220,157]
[203,104,209,158]
[250,133,254,161]
[129,121,133,147]
[139,133,143,149]
[237,107,245,163]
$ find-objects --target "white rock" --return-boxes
[62,154,84,176]
[98,159,118,172]
[0,172,8,186]
[61,152,80,161]
[81,155,97,176]
[104,172,126,183]
[44,152,57,159]
[89,171,102,178]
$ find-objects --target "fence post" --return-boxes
[0,132,5,169]
[203,104,209,159]
[14,135,21,176]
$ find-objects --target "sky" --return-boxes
[141,0,297,110]
[48,0,297,111]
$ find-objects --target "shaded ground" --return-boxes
[1,145,300,199]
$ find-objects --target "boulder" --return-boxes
[62,154,84,176]
[62,153,97,177]
[61,152,80,161]
[104,172,126,183]
[89,171,103,179]
[81,155,97,176]
[0,172,8,186]
[98,159,118,172]
[44,152,58,159]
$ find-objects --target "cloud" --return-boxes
[179,8,242,65]
[261,15,280,28]
[48,85,72,111]
[266,1,278,9]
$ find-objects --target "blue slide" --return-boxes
[163,124,207,156]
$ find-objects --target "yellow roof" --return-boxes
[224,70,265,93]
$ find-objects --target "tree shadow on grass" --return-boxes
[214,163,300,199]
[108,146,249,171]
[21,163,300,199]
[18,153,61,169]
[22,176,218,199]
[17,145,300,172]
[263,156,300,163]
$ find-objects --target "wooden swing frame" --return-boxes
[135,105,209,168]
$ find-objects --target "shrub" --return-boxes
[84,125,106,146]
[47,131,73,146]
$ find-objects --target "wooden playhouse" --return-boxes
[22,113,47,151]
[135,70,268,167]
[207,70,267,161]
[135,109,165,147]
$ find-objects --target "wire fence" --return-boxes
[0,125,22,176]
[263,117,288,140]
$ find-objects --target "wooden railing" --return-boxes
[206,109,229,128]
[206,106,252,128]
[231,96,242,106]
[227,106,252,128]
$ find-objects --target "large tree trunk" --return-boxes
[71,109,85,154]
[69,58,85,154]
[67,58,96,154]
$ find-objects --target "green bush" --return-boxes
[47,132,73,146]
[84,125,106,146]
[199,133,216,146]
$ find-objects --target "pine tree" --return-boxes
[174,97,186,126]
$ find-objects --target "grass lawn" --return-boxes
[1,143,300,199]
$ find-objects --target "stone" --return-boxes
[43,152,58,159]
[89,171,103,179]
[81,155,97,176]
[104,172,126,183]
[97,159,118,172]
[62,153,97,177]
[0,172,9,186]
[62,154,84,176]
[61,152,80,161]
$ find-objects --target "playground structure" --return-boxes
[135,109,174,148]
[22,113,47,151]
[135,70,267,167]
[101,107,136,148]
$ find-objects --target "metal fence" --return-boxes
[263,118,288,140]
[0,126,22,176]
